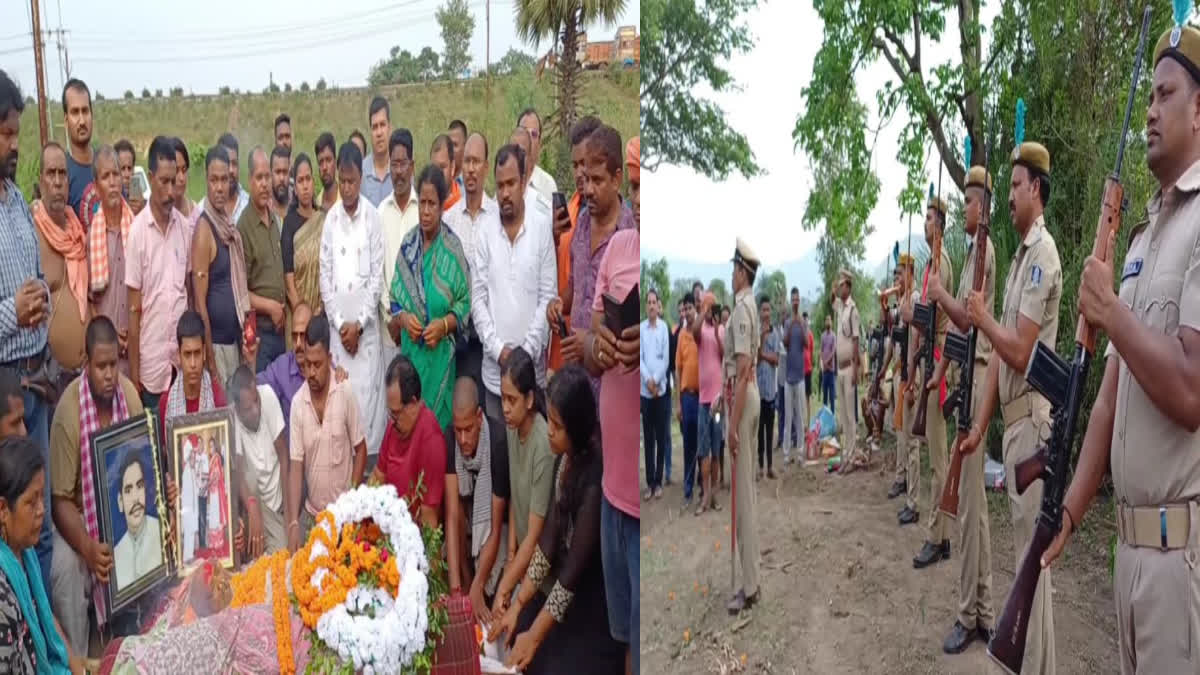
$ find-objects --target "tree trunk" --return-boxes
[555,6,582,189]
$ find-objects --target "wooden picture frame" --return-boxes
[90,412,172,620]
[166,408,238,573]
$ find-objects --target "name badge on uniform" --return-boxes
[1122,258,1143,282]
[1030,264,1042,289]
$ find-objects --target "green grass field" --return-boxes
[16,69,639,202]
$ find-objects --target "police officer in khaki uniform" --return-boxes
[1040,19,1200,675]
[907,191,956,568]
[885,256,916,499]
[830,269,861,469]
[925,164,997,652]
[961,122,1061,674]
[725,237,761,614]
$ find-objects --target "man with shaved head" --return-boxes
[238,146,288,371]
[446,375,510,624]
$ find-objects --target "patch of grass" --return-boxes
[16,71,639,202]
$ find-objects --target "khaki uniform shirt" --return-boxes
[922,245,955,347]
[835,296,861,366]
[724,287,760,389]
[956,235,997,367]
[998,216,1062,405]
[1107,160,1200,506]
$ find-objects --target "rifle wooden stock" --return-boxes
[911,236,942,438]
[988,516,1059,673]
[938,430,968,517]
[1013,446,1049,496]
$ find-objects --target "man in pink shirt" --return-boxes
[126,136,189,410]
[692,290,725,514]
[583,125,639,675]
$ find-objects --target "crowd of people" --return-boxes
[0,64,640,675]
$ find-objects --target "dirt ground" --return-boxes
[639,423,1120,674]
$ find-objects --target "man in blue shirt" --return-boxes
[62,78,96,223]
[640,289,670,500]
[361,96,393,206]
[782,288,809,462]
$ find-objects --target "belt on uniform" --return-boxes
[837,360,854,370]
[1001,394,1032,426]
[1116,502,1194,551]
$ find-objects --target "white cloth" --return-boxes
[525,183,553,231]
[235,385,286,512]
[180,441,197,562]
[444,192,497,274]
[470,205,557,395]
[529,164,557,207]
[320,197,387,454]
[113,514,162,590]
[378,188,420,320]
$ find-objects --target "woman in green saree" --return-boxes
[388,164,471,433]
[288,156,327,316]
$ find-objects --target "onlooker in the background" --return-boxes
[782,288,808,462]
[320,142,387,461]
[388,164,470,440]
[517,108,557,207]
[757,296,779,479]
[315,132,339,213]
[281,153,321,311]
[821,314,836,411]
[191,145,250,385]
[217,133,250,222]
[114,139,135,200]
[348,130,367,160]
[361,96,393,206]
[228,365,288,556]
[803,310,814,427]
[448,119,467,192]
[172,137,195,222]
[274,114,293,153]
[238,147,288,371]
[269,145,291,223]
[368,355,446,529]
[640,289,669,500]
[127,135,188,412]
[508,127,551,225]
[286,314,368,548]
[693,292,723,515]
[445,132,493,408]
[471,144,556,430]
[292,152,329,314]
[32,142,89,395]
[430,134,462,211]
[62,78,95,221]
[675,292,700,508]
[775,316,786,453]
[87,145,132,377]
[379,129,418,364]
[547,117,602,377]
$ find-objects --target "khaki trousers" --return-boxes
[1004,408,1055,674]
[955,363,994,630]
[836,365,858,461]
[212,343,240,388]
[922,380,950,544]
[733,385,761,595]
[1114,501,1200,674]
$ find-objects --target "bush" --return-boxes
[123,90,134,99]
[219,86,231,96]
[316,78,327,91]
[141,88,151,98]
[154,89,163,98]
[268,82,281,94]
[170,87,183,97]
[96,91,105,101]
[300,81,310,92]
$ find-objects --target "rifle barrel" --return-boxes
[1114,7,1153,178]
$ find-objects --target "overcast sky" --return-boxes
[0,0,638,97]
[642,1,997,278]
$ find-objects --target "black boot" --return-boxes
[898,506,919,525]
[887,480,907,499]
[978,624,994,645]
[941,539,951,561]
[913,540,944,568]
[943,621,978,654]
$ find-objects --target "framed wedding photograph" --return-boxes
[166,408,237,572]
[90,412,172,619]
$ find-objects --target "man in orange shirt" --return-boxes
[675,292,700,508]
[547,116,602,374]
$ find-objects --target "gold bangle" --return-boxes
[442,317,449,334]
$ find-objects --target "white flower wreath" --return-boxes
[308,484,430,674]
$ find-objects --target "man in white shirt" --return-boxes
[113,454,163,589]
[378,128,418,366]
[470,143,556,428]
[228,365,288,555]
[320,142,388,463]
[517,107,557,206]
[509,127,553,227]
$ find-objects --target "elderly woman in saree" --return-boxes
[388,164,471,437]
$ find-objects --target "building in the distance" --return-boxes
[539,26,640,72]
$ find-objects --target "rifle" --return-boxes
[893,216,914,430]
[939,126,993,520]
[865,282,902,440]
[910,230,942,438]
[987,8,1151,672]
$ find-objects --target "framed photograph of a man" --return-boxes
[91,412,171,619]
[167,408,237,572]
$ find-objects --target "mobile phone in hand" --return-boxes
[557,316,571,338]
[243,311,257,346]
[553,192,567,214]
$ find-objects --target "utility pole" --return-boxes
[30,0,49,145]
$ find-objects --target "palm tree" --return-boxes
[516,0,627,186]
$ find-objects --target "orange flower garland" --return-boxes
[271,550,295,675]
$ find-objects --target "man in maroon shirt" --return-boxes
[369,354,446,530]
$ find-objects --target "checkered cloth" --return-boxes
[432,592,483,675]
[79,372,130,624]
[0,178,49,363]
[88,198,132,296]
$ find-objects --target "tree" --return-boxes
[284,82,293,93]
[516,0,627,187]
[417,46,441,81]
[154,88,163,98]
[490,48,536,76]
[95,91,104,101]
[640,258,672,316]
[437,0,475,79]
[641,0,761,179]
[707,278,730,309]
[300,81,310,92]
[316,78,327,91]
[141,88,151,98]
[754,269,788,324]
[123,90,134,100]
[219,85,231,95]
[268,82,281,94]
[170,86,183,97]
